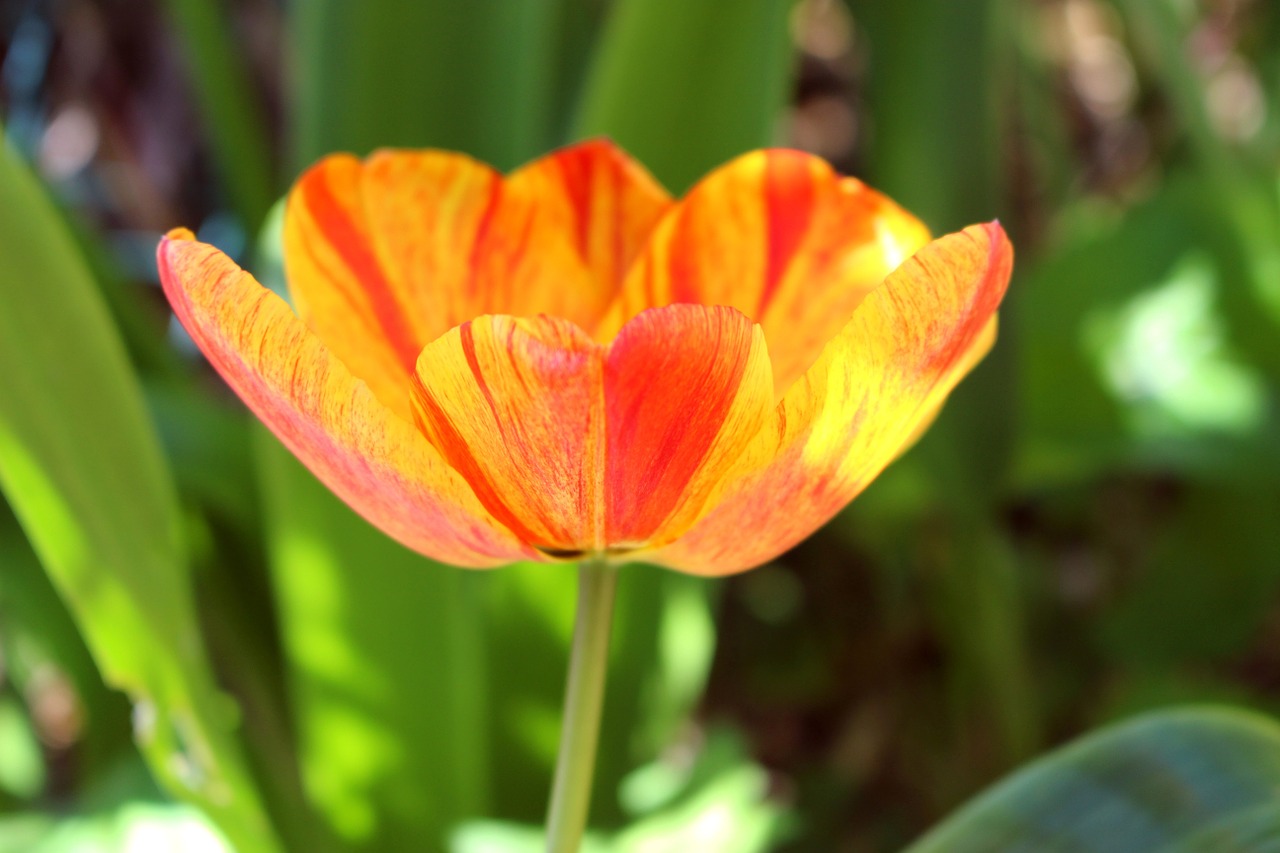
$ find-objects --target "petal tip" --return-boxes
[982,219,1012,250]
[162,226,196,244]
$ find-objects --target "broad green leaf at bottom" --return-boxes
[905,707,1280,853]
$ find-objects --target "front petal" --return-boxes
[648,222,1013,576]
[412,315,606,556]
[410,305,774,558]
[158,230,532,567]
[595,149,931,391]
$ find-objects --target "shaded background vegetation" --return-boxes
[1,0,1280,850]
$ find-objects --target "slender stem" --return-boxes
[544,557,619,853]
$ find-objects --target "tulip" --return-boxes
[158,140,1010,576]
[158,139,1011,851]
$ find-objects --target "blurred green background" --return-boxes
[1,0,1280,851]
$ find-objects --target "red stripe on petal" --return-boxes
[413,316,606,554]
[604,305,774,547]
[761,150,817,312]
[294,159,421,368]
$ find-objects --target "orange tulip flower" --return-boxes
[158,140,1011,576]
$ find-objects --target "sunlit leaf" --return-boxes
[0,134,279,852]
[256,438,491,851]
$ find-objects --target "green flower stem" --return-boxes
[544,557,619,853]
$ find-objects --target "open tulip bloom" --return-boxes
[158,139,1012,850]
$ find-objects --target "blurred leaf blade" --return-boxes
[163,0,276,229]
[573,0,795,193]
[291,0,576,172]
[0,134,279,852]
[255,435,490,852]
[904,708,1280,853]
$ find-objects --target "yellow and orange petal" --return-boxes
[157,229,533,567]
[595,149,932,394]
[647,222,1013,575]
[283,141,671,420]
[411,305,773,557]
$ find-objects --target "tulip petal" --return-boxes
[412,315,606,556]
[647,222,1013,576]
[158,230,532,567]
[596,149,931,391]
[506,139,673,310]
[284,143,672,418]
[604,305,773,550]
[284,154,420,416]
[410,305,774,557]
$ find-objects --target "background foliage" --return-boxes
[1,0,1280,850]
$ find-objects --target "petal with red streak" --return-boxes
[506,139,673,313]
[158,229,531,567]
[284,154,422,417]
[648,222,1013,576]
[596,149,931,392]
[412,315,605,556]
[604,305,773,549]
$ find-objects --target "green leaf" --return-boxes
[847,0,1009,230]
[0,136,279,852]
[573,0,795,193]
[0,514,135,783]
[904,707,1280,852]
[291,0,577,171]
[162,0,276,229]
